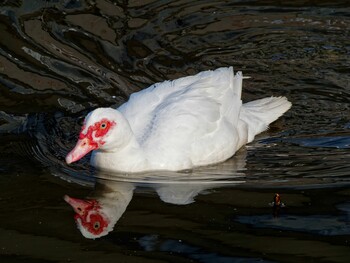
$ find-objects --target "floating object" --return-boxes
[66,67,291,172]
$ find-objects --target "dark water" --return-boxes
[1,0,350,262]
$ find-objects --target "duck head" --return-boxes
[64,195,113,239]
[66,108,131,164]
[64,181,135,239]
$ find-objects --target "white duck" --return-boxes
[66,67,291,172]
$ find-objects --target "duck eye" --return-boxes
[93,221,100,230]
[100,123,107,129]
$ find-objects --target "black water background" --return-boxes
[0,1,350,262]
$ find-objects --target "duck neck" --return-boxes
[93,182,135,232]
[91,135,148,173]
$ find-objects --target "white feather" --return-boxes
[77,67,291,172]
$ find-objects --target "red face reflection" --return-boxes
[64,195,109,236]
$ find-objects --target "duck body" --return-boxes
[66,67,291,173]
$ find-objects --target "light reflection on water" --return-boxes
[237,207,350,236]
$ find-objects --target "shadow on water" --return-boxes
[0,0,350,262]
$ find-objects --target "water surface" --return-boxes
[0,0,349,262]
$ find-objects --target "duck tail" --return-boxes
[240,96,292,142]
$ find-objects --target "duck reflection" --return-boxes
[65,149,246,239]
[64,181,134,239]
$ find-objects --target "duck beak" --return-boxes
[66,138,97,164]
[64,195,92,216]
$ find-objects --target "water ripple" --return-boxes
[0,0,349,189]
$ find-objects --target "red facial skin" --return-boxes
[79,118,116,145]
[66,118,116,164]
[64,195,109,236]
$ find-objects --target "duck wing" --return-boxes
[118,67,243,170]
